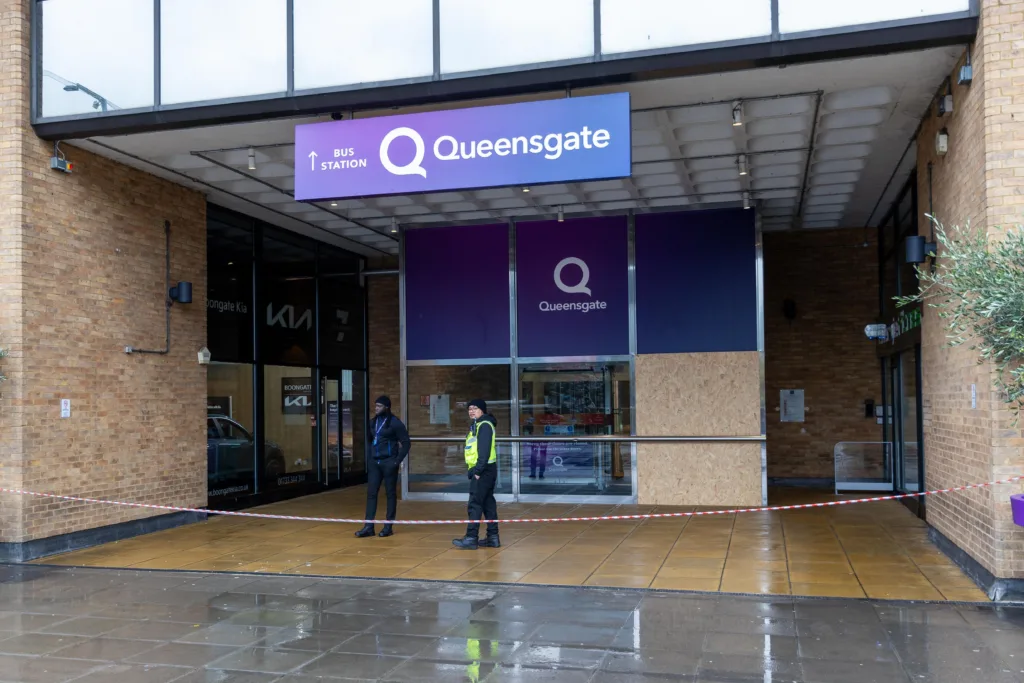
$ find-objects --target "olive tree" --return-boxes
[897,216,1024,417]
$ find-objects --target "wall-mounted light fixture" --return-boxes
[783,298,797,322]
[737,154,748,176]
[732,101,744,127]
[959,46,973,86]
[557,206,564,222]
[935,128,949,157]
[390,217,399,234]
[743,191,751,210]
[247,147,256,171]
[937,77,954,116]
[197,347,211,365]
[905,235,937,264]
[169,281,193,304]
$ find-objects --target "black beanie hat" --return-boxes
[468,398,487,413]
[375,396,391,409]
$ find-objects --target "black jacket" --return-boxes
[370,412,411,463]
[468,414,498,478]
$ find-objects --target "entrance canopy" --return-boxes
[74,47,960,256]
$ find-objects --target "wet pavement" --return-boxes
[0,564,1021,682]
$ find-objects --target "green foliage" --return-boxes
[896,216,1024,417]
[0,346,6,384]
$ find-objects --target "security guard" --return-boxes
[452,399,500,549]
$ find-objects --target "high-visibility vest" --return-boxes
[464,420,497,469]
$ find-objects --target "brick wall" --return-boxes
[764,229,883,480]
[0,0,208,544]
[915,1,1024,581]
[0,0,30,540]
[367,264,400,419]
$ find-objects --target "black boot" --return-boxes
[355,525,375,538]
[452,536,479,550]
[378,525,394,538]
[480,536,501,548]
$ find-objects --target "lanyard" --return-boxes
[374,417,386,442]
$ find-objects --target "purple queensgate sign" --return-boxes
[516,217,629,358]
[294,93,631,201]
[405,224,511,361]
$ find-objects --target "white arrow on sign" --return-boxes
[309,150,317,171]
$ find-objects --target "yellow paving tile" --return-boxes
[790,583,867,599]
[27,485,986,602]
[655,566,724,580]
[938,588,990,602]
[788,570,857,585]
[586,574,656,588]
[862,584,945,601]
[650,577,722,591]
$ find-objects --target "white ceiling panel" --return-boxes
[77,46,961,253]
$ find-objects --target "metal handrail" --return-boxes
[410,435,765,443]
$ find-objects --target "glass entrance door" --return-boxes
[320,369,367,487]
[889,350,922,495]
[518,362,632,499]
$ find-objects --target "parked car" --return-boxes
[207,415,286,481]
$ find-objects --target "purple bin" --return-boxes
[1012,494,1024,527]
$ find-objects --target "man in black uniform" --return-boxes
[453,399,500,550]
[356,396,410,538]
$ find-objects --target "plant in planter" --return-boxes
[897,216,1024,420]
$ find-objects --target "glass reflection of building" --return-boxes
[206,205,368,507]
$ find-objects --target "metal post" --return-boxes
[755,211,767,506]
[627,211,638,502]
[509,219,520,499]
[398,227,409,499]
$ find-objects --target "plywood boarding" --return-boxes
[636,353,762,506]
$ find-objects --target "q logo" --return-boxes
[379,127,427,178]
[553,257,591,296]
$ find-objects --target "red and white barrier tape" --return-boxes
[0,476,1021,526]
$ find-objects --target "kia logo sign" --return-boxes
[282,378,314,415]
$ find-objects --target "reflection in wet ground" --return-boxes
[0,564,1021,682]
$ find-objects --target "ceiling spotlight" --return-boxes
[330,202,338,207]
[390,217,399,234]
[737,155,748,176]
[247,147,256,171]
[557,206,564,222]
[522,187,530,193]
[732,102,744,127]
[743,191,751,210]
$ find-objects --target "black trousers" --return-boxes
[529,445,547,476]
[365,457,399,523]
[466,464,499,538]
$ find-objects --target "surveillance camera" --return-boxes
[330,112,343,121]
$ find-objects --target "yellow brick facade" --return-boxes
[0,0,208,546]
[916,1,1024,580]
